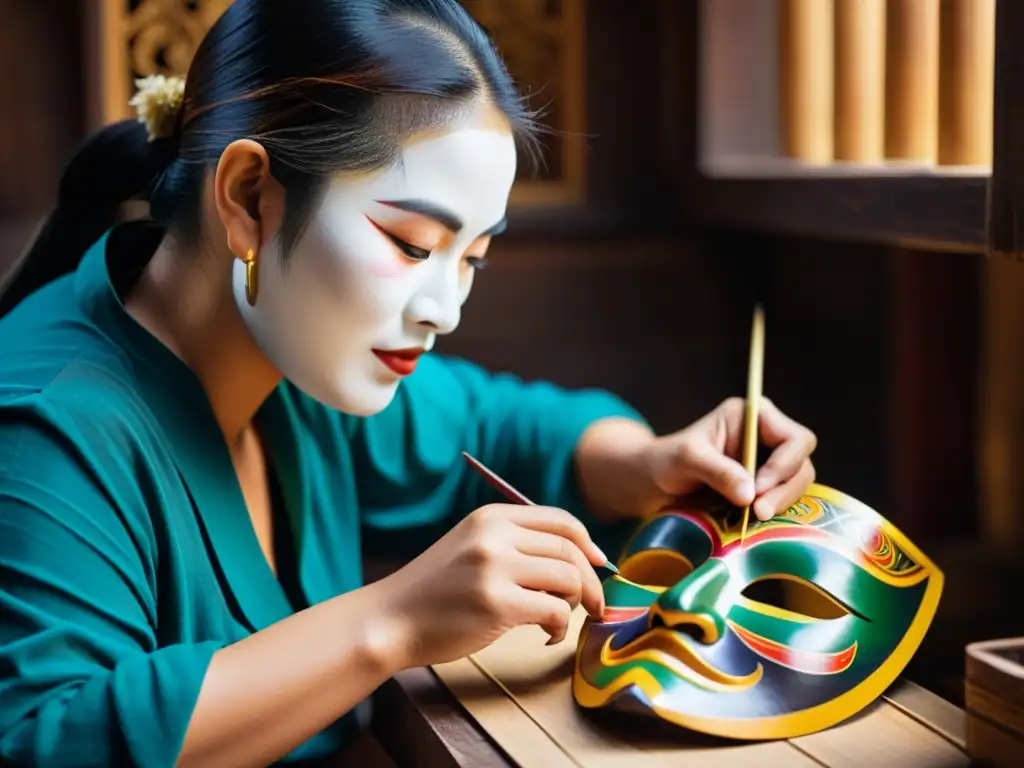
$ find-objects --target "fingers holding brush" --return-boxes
[751,397,818,519]
[753,456,816,521]
[509,588,575,646]
[513,527,605,619]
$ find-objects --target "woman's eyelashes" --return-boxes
[385,232,430,261]
[384,232,488,271]
[366,215,489,271]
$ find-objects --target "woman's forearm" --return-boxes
[176,577,404,768]
[575,417,664,522]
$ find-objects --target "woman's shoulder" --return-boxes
[0,299,154,481]
[0,356,164,589]
[0,356,151,472]
[0,262,128,385]
[0,355,168,562]
[0,325,140,420]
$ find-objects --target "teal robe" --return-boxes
[0,222,646,766]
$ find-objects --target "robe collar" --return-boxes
[74,222,324,631]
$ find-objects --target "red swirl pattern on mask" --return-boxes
[728,621,858,675]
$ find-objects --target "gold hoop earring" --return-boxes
[242,248,258,306]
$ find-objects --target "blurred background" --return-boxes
[0,0,1021,707]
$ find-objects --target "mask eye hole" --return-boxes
[618,550,693,588]
[740,576,857,621]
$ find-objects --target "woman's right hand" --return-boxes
[375,503,609,670]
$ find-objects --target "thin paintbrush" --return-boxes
[461,451,620,575]
[740,304,766,546]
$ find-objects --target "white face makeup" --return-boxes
[233,121,517,416]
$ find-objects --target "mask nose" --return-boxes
[649,558,731,644]
[405,262,462,335]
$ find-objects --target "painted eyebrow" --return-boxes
[376,198,507,237]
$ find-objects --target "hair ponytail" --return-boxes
[0,119,172,319]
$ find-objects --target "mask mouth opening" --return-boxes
[600,626,763,692]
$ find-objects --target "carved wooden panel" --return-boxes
[90,0,585,205]
[459,0,586,204]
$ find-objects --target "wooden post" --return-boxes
[978,261,1024,553]
[938,0,996,166]
[834,0,886,163]
[779,0,835,164]
[988,0,1024,260]
[884,0,939,162]
[978,0,1024,555]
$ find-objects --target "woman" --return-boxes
[0,1,817,766]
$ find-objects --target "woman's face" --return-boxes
[233,121,517,415]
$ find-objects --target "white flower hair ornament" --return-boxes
[129,74,186,142]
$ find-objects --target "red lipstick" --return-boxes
[373,348,424,376]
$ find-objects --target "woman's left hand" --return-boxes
[644,397,817,521]
[576,398,817,523]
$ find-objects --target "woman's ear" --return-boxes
[213,139,286,260]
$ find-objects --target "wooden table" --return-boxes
[373,667,511,767]
[358,556,981,767]
[370,666,970,767]
[324,728,397,767]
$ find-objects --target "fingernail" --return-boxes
[754,500,773,520]
[738,477,756,503]
[593,544,609,564]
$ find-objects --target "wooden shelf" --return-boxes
[683,172,988,252]
[684,0,1004,254]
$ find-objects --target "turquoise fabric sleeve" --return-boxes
[0,411,223,768]
[348,354,650,557]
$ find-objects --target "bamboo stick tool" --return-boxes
[740,305,766,546]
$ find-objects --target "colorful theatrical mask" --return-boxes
[572,483,943,740]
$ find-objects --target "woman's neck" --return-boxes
[124,231,282,449]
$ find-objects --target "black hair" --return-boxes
[0,0,541,319]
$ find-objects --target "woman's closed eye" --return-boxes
[364,215,431,263]
[384,232,431,262]
[366,216,491,272]
[387,233,489,272]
